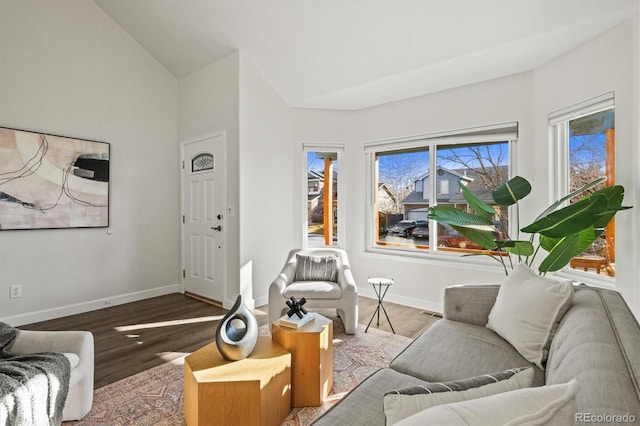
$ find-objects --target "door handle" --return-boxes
[211,226,222,231]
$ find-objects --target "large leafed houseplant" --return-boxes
[428,176,631,275]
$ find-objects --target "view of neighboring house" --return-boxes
[307,169,338,223]
[377,183,397,213]
[307,170,324,214]
[401,167,473,221]
[400,166,508,222]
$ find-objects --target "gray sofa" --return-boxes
[314,284,640,425]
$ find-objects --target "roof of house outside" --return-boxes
[401,166,508,205]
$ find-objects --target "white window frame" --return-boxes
[302,142,345,248]
[365,122,518,258]
[548,92,615,286]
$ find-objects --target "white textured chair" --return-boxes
[9,329,94,421]
[269,248,358,334]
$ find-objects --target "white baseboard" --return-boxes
[358,287,443,315]
[253,295,268,309]
[2,284,183,327]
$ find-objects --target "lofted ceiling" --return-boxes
[94,0,638,110]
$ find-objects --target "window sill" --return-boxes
[364,245,509,274]
[553,268,616,289]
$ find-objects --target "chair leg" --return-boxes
[338,308,357,335]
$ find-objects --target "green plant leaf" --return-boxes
[538,234,581,273]
[504,241,535,256]
[492,176,531,206]
[521,194,608,238]
[534,177,606,220]
[428,206,494,228]
[451,225,498,250]
[590,185,632,228]
[540,227,602,256]
[460,182,495,220]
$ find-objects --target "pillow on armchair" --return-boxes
[294,254,339,282]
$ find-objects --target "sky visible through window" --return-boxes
[308,151,338,172]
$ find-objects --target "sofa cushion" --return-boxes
[395,380,579,426]
[284,281,342,299]
[383,367,534,425]
[390,319,545,386]
[312,368,431,426]
[294,254,338,282]
[545,285,640,420]
[486,263,573,369]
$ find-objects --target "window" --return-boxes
[438,180,449,195]
[550,93,616,277]
[303,144,344,248]
[365,123,517,255]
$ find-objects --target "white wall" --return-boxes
[352,73,534,311]
[238,54,296,307]
[0,0,179,325]
[287,20,639,316]
[289,75,535,312]
[531,19,639,314]
[177,52,241,308]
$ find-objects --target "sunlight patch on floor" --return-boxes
[156,352,189,363]
[114,315,224,332]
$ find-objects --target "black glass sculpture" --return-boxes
[215,294,258,361]
[286,296,307,319]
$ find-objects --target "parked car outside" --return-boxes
[411,222,429,239]
[409,222,501,249]
[437,223,503,249]
[389,220,418,237]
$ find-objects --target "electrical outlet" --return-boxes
[10,284,22,299]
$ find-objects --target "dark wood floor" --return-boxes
[20,294,440,389]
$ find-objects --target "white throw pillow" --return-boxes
[394,380,579,426]
[383,367,534,425]
[486,264,574,369]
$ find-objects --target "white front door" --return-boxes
[181,132,226,302]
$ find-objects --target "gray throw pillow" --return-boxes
[383,367,534,425]
[294,254,339,282]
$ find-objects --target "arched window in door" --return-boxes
[192,153,214,173]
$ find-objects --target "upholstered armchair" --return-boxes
[9,329,94,421]
[269,248,358,334]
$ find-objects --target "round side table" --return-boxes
[365,277,395,334]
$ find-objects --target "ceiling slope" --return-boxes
[95,0,638,110]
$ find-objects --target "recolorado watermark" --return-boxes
[575,412,636,423]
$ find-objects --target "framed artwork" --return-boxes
[0,126,110,230]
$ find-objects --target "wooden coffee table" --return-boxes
[183,336,291,426]
[272,313,333,407]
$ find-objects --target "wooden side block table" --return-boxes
[272,313,333,407]
[184,336,291,426]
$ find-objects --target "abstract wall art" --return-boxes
[0,127,109,230]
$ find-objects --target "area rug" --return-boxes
[65,320,412,425]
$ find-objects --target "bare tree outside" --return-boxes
[437,142,509,231]
[437,142,508,190]
[568,110,612,261]
[378,150,429,213]
[569,133,606,202]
